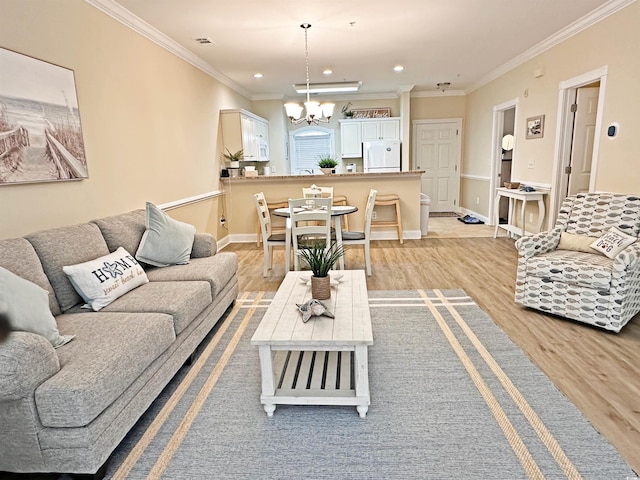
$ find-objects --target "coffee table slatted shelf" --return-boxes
[251,270,373,417]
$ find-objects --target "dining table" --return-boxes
[273,204,358,271]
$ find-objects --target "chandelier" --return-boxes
[284,24,335,125]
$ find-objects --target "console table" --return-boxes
[494,187,548,238]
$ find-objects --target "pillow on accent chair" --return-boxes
[590,227,637,259]
[63,247,148,311]
[135,202,196,267]
[557,232,598,253]
[0,267,74,348]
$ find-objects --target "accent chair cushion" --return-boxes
[135,202,196,267]
[590,227,637,259]
[62,247,148,311]
[0,267,74,348]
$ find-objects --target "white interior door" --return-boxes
[567,86,599,195]
[412,120,461,212]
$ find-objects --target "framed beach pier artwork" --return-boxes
[0,47,88,185]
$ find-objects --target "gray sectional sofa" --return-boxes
[0,209,238,478]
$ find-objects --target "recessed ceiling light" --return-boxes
[393,65,404,72]
[323,69,333,76]
[253,73,263,78]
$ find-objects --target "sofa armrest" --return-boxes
[614,241,640,270]
[191,232,217,258]
[0,332,60,402]
[514,228,562,259]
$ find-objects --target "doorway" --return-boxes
[549,66,608,228]
[489,99,519,226]
[411,118,462,213]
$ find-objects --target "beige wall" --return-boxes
[410,95,466,121]
[462,2,640,222]
[0,0,248,239]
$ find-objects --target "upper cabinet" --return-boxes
[339,117,401,158]
[220,109,270,162]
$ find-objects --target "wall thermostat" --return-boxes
[607,122,619,138]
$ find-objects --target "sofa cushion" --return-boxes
[145,252,238,299]
[63,247,149,311]
[91,209,146,255]
[0,237,61,316]
[100,281,212,335]
[525,250,614,290]
[0,267,74,348]
[35,312,175,428]
[26,223,110,312]
[135,203,196,267]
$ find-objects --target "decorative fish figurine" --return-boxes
[296,299,335,323]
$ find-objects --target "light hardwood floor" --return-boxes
[224,218,640,474]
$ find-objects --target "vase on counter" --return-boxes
[320,168,335,175]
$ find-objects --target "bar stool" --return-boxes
[333,194,349,231]
[256,198,288,246]
[371,193,403,244]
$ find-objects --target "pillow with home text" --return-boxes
[63,247,148,311]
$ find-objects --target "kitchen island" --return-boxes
[222,170,424,243]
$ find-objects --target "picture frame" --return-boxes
[351,108,391,119]
[0,47,88,185]
[526,114,545,139]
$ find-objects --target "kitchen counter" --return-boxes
[226,170,424,182]
[221,170,424,242]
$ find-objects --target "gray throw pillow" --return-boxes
[0,267,74,348]
[135,202,196,267]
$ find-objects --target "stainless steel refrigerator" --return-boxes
[363,140,401,172]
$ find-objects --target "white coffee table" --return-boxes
[251,270,373,418]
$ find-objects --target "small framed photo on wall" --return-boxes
[526,114,545,139]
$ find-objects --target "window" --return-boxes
[289,127,335,173]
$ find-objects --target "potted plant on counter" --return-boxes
[318,156,338,175]
[223,148,243,178]
[298,240,344,300]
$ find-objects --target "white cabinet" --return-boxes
[340,117,400,158]
[220,109,270,162]
[340,122,362,158]
[361,119,400,141]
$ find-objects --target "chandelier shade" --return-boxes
[285,23,335,125]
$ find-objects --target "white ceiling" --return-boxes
[107,0,616,100]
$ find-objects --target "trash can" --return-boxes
[420,193,431,236]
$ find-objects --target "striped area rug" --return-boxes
[102,290,634,480]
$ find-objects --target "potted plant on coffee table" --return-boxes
[298,240,345,300]
[317,156,338,175]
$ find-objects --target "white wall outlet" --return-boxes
[529,213,534,223]
[476,196,480,205]
[528,157,535,169]
[271,166,276,173]
[372,210,377,220]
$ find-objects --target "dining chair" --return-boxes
[303,185,334,199]
[342,189,377,276]
[289,197,333,271]
[254,192,288,276]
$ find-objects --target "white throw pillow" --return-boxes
[590,227,637,259]
[135,202,196,267]
[0,267,74,348]
[63,247,148,311]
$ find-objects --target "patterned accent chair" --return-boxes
[514,193,640,333]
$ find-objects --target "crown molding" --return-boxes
[466,0,636,94]
[84,0,251,98]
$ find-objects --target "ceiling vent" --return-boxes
[194,37,214,45]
